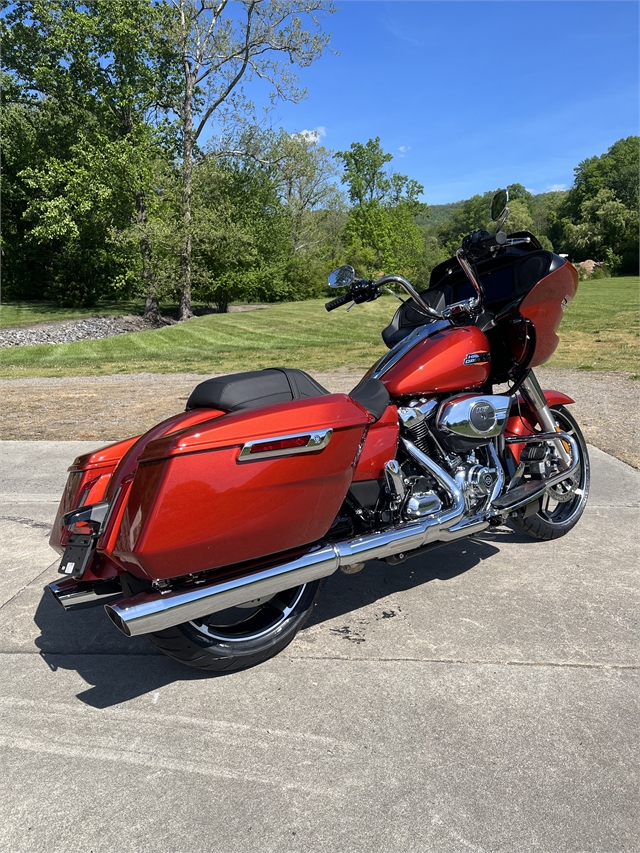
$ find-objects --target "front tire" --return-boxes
[146,580,322,672]
[510,405,590,540]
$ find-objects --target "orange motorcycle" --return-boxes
[48,190,589,672]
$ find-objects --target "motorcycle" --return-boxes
[47,190,590,672]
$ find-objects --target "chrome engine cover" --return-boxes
[437,394,511,439]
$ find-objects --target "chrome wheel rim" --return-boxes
[538,412,587,526]
[188,584,307,643]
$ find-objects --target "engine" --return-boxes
[397,394,508,515]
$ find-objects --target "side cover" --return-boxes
[105,395,373,580]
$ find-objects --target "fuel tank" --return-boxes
[378,326,491,397]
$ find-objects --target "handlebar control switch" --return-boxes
[350,280,380,304]
[444,302,474,325]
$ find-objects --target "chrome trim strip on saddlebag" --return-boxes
[238,428,332,461]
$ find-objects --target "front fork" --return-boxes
[520,371,572,469]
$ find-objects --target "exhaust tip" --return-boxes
[47,583,67,610]
[104,604,132,637]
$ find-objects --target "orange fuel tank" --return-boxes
[379,326,491,396]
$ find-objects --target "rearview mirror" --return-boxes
[328,265,355,288]
[490,189,509,222]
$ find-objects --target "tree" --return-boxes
[1,0,179,313]
[551,137,639,273]
[436,193,491,256]
[335,137,426,278]
[562,188,638,273]
[0,97,58,301]
[567,136,639,217]
[189,155,291,311]
[166,0,335,320]
[336,137,392,206]
[271,130,343,253]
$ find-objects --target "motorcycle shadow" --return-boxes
[33,531,508,708]
[307,534,501,629]
[33,592,204,708]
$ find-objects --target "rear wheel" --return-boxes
[146,580,322,672]
[510,405,590,540]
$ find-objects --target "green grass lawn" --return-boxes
[0,296,398,378]
[548,276,639,373]
[0,277,637,379]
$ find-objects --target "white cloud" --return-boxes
[546,183,567,192]
[296,126,327,143]
[398,145,411,157]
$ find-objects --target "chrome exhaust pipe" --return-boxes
[48,577,123,610]
[105,443,466,638]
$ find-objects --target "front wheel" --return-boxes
[510,405,590,540]
[146,580,322,672]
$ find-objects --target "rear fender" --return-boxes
[505,390,574,462]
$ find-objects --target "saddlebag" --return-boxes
[103,394,373,581]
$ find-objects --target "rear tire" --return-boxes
[510,405,590,540]
[146,580,322,672]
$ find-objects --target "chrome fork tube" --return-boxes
[487,443,505,503]
[520,371,572,467]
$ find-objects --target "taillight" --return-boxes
[76,476,102,508]
[97,475,134,550]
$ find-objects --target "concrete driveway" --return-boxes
[0,440,638,853]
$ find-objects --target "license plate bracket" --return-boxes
[58,534,97,578]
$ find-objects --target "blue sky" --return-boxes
[266,1,639,204]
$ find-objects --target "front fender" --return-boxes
[505,390,574,462]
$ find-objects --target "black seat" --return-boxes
[381,289,446,348]
[187,368,390,421]
[186,368,330,413]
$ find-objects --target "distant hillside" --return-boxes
[416,200,465,228]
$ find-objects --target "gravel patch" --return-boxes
[0,314,173,347]
[0,304,268,347]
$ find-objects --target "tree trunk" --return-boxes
[179,64,194,322]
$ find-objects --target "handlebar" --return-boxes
[325,292,352,312]
[479,230,508,251]
[326,227,514,318]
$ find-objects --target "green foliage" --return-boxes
[1,0,636,320]
[335,137,426,278]
[190,157,294,311]
[553,137,639,273]
[561,187,638,274]
[1,0,179,305]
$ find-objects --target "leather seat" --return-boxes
[186,368,390,421]
[186,368,329,413]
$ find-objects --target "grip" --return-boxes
[325,292,352,312]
